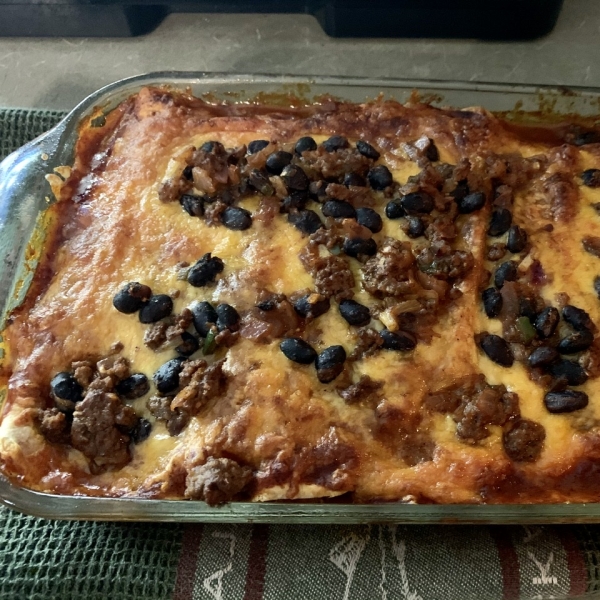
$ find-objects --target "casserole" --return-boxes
[1,72,600,516]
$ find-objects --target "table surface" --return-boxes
[0,0,598,110]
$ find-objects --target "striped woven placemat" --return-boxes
[1,108,600,600]
[2,508,599,600]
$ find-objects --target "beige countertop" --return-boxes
[0,0,597,110]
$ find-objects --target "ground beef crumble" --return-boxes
[171,360,227,415]
[37,355,143,471]
[144,309,194,351]
[185,457,253,505]
[362,238,416,298]
[299,239,355,301]
[502,419,546,462]
[424,375,524,445]
[37,408,70,444]
[349,327,385,361]
[70,389,136,471]
[337,375,383,404]
[313,256,356,301]
[72,360,95,387]
[147,395,190,436]
[240,295,300,343]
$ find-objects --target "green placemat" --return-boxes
[2,109,600,600]
[0,109,66,158]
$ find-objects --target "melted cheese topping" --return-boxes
[3,88,600,504]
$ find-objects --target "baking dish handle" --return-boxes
[0,120,69,320]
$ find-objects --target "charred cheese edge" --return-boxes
[2,86,600,504]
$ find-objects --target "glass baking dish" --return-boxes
[3,72,600,523]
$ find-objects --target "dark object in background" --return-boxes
[0,0,564,39]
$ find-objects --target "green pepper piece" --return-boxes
[516,316,536,344]
[203,329,217,355]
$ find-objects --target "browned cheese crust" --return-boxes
[3,86,600,505]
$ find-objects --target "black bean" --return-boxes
[139,294,173,324]
[581,168,600,188]
[574,131,600,146]
[247,139,270,154]
[368,165,394,191]
[344,172,366,187]
[562,305,594,332]
[280,190,309,214]
[187,253,224,287]
[506,225,528,253]
[293,294,330,319]
[594,276,600,299]
[424,140,439,162]
[257,296,277,311]
[385,200,406,219]
[113,282,152,314]
[308,180,328,202]
[544,390,589,414]
[315,345,347,383]
[322,135,349,152]
[452,180,469,200]
[191,301,218,337]
[221,206,252,231]
[343,237,377,258]
[339,299,371,326]
[182,165,193,181]
[583,236,600,258]
[356,207,383,233]
[528,346,559,368]
[180,194,205,217]
[322,200,356,219]
[288,210,323,235]
[175,332,200,357]
[380,329,417,352]
[400,192,435,214]
[265,151,293,175]
[519,297,538,321]
[280,194,305,214]
[216,303,240,332]
[131,418,152,444]
[488,208,512,237]
[557,330,594,354]
[494,261,518,289]
[549,359,588,385]
[456,191,486,214]
[406,216,425,238]
[50,372,83,406]
[281,164,310,191]
[534,307,560,339]
[236,176,254,197]
[295,136,317,154]
[153,357,186,395]
[482,287,503,318]
[200,141,224,153]
[356,140,380,160]
[116,373,150,400]
[280,337,317,364]
[478,334,514,367]
[248,169,274,196]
